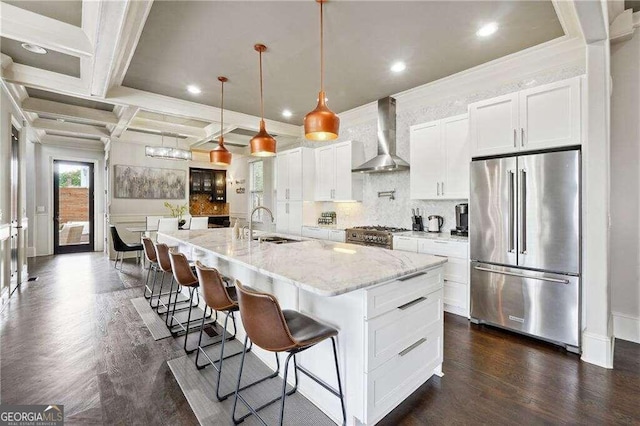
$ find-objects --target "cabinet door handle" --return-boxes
[397,296,427,310]
[436,182,440,196]
[521,128,525,147]
[441,182,444,196]
[399,337,427,357]
[513,129,517,147]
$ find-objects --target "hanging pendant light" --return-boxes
[304,0,339,141]
[210,76,232,166]
[250,44,276,157]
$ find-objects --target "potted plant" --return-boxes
[164,202,188,228]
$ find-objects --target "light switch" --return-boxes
[37,206,46,213]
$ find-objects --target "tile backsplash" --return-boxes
[189,194,229,216]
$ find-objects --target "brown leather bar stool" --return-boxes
[168,251,214,354]
[232,280,346,426]
[153,242,193,315]
[194,261,259,401]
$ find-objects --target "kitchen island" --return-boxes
[158,228,446,425]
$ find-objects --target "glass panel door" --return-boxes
[54,161,95,254]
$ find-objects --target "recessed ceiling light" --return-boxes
[187,85,201,95]
[391,61,406,73]
[21,43,47,55]
[282,109,292,118]
[477,22,498,38]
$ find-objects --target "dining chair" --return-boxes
[146,215,164,231]
[190,217,209,230]
[157,218,179,235]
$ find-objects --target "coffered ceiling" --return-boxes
[0,0,583,152]
[123,1,564,124]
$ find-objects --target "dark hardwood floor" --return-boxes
[1,253,638,425]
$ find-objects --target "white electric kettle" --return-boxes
[427,215,444,233]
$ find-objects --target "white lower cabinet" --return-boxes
[393,236,418,252]
[363,274,443,425]
[301,227,345,242]
[328,229,345,242]
[393,236,470,317]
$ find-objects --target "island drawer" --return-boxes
[365,288,442,371]
[363,325,443,424]
[418,239,468,258]
[364,267,442,320]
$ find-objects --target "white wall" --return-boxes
[610,31,640,343]
[33,143,106,256]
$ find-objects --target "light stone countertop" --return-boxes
[395,231,469,243]
[158,228,446,297]
[302,225,345,231]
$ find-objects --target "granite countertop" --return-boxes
[158,228,446,297]
[395,231,469,243]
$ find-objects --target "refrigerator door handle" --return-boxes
[508,170,515,253]
[473,266,569,284]
[519,168,527,254]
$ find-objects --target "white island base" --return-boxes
[159,231,444,425]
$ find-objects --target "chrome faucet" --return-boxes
[249,206,274,241]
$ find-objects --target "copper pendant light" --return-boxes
[210,76,232,166]
[250,44,276,157]
[304,0,339,141]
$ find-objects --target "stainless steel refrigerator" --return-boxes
[469,148,581,352]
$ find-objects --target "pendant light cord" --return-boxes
[320,0,324,93]
[259,49,264,121]
[220,79,224,144]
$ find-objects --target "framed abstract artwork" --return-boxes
[114,165,186,199]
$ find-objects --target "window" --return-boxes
[250,161,264,222]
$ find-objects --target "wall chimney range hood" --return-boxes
[352,96,409,173]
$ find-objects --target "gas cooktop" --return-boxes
[345,226,410,249]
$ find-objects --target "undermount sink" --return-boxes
[253,236,302,244]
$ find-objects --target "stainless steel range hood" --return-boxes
[352,96,409,173]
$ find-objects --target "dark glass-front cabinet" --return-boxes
[190,168,226,202]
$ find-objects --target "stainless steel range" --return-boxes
[345,226,409,249]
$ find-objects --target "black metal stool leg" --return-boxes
[331,337,347,426]
[143,264,152,299]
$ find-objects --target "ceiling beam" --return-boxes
[40,134,104,151]
[1,60,89,95]
[86,0,154,98]
[190,123,239,147]
[111,105,140,138]
[0,2,93,57]
[127,116,207,138]
[552,0,585,39]
[32,118,110,138]
[110,0,154,88]
[106,86,303,137]
[23,97,118,125]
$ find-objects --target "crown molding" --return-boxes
[336,36,585,129]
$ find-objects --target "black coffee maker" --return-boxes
[451,203,468,237]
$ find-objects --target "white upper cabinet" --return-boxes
[315,145,335,201]
[276,147,314,202]
[314,141,364,202]
[469,77,582,158]
[410,114,469,200]
[410,121,442,199]
[469,93,519,157]
[442,115,470,199]
[519,77,581,151]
